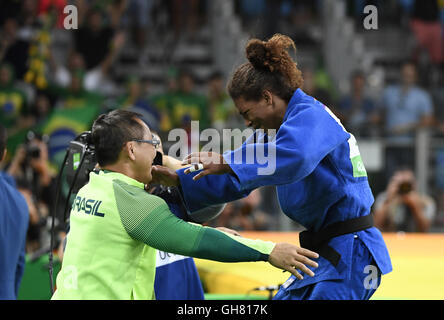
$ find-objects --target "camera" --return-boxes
[398,181,413,195]
[24,131,41,160]
[25,144,40,159]
[65,132,98,195]
[23,131,49,162]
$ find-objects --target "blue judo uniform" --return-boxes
[176,89,392,300]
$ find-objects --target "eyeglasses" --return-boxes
[132,138,160,149]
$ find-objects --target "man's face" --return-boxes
[0,67,11,86]
[352,75,365,92]
[402,64,416,87]
[209,77,223,93]
[131,119,157,184]
[88,12,103,32]
[179,75,194,93]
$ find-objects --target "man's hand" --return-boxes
[181,152,233,181]
[401,191,421,208]
[150,165,179,187]
[268,243,319,280]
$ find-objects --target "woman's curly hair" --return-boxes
[228,34,303,103]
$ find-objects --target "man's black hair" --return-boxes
[0,124,7,157]
[178,67,195,81]
[91,109,146,166]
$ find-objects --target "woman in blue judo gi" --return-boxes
[152,34,392,300]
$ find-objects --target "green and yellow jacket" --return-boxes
[52,170,275,300]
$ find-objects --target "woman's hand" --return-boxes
[181,152,233,181]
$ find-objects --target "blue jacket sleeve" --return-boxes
[177,169,252,213]
[178,104,349,211]
[15,238,26,298]
[223,104,350,191]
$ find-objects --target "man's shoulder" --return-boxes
[410,86,432,101]
[111,179,168,212]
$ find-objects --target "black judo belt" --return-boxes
[299,214,374,267]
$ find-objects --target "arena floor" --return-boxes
[196,232,444,300]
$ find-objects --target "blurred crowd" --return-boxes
[1,0,444,256]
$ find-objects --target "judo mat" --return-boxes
[195,232,444,300]
[16,232,444,300]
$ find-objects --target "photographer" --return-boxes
[7,131,59,252]
[373,169,436,233]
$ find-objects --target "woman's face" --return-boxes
[233,92,285,131]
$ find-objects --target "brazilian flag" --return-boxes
[42,105,100,167]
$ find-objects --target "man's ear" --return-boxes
[125,142,136,161]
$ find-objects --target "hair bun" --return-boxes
[246,40,271,71]
[246,34,297,74]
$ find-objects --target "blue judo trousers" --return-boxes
[176,89,392,300]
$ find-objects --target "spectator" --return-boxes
[236,0,266,32]
[37,0,68,29]
[336,70,380,137]
[0,124,29,299]
[122,0,154,48]
[432,69,444,135]
[207,71,241,132]
[50,30,125,95]
[0,63,29,131]
[373,169,436,232]
[0,1,22,26]
[7,132,57,253]
[302,67,334,109]
[150,68,179,135]
[115,76,161,133]
[73,7,116,70]
[382,62,434,138]
[380,61,434,176]
[16,0,42,41]
[166,68,209,132]
[41,69,103,166]
[52,69,104,110]
[29,92,52,128]
[410,0,443,66]
[431,70,444,224]
[169,0,205,40]
[0,18,30,80]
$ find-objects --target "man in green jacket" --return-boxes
[52,109,318,300]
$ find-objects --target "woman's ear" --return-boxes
[262,90,273,106]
